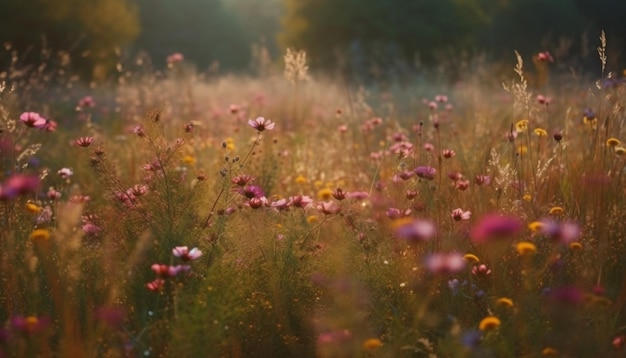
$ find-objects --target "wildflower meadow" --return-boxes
[1,33,626,357]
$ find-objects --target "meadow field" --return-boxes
[1,39,626,357]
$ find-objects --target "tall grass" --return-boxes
[1,35,625,357]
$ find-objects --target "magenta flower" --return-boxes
[415,166,436,180]
[172,246,203,261]
[248,116,275,132]
[425,252,465,274]
[470,213,522,244]
[19,112,47,128]
[0,174,40,200]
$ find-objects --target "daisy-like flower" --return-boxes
[172,246,203,261]
[75,137,95,147]
[515,119,529,133]
[57,168,73,179]
[442,149,456,158]
[20,112,47,128]
[534,128,548,136]
[289,195,313,208]
[248,116,275,132]
[415,166,436,180]
[451,208,471,221]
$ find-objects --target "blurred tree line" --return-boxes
[281,0,626,76]
[0,0,624,80]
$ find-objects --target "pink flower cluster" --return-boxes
[146,246,203,292]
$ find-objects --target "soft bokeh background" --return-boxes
[0,0,624,80]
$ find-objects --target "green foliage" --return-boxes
[133,0,250,70]
[279,0,492,68]
[0,0,139,78]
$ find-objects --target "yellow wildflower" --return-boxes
[362,338,383,350]
[307,215,318,224]
[223,137,235,150]
[516,242,537,256]
[542,347,558,356]
[528,221,544,232]
[615,146,626,157]
[26,202,42,213]
[534,128,548,136]
[515,119,529,133]
[317,188,333,200]
[182,155,196,165]
[606,138,621,147]
[30,229,51,241]
[522,193,531,201]
[478,316,501,331]
[313,180,324,189]
[569,242,583,251]
[549,206,564,215]
[496,297,514,308]
[295,175,307,184]
[463,254,480,263]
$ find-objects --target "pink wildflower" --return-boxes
[247,116,275,132]
[20,112,47,128]
[172,246,203,261]
[451,208,471,221]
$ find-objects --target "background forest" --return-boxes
[0,0,625,80]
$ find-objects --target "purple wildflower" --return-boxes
[415,166,436,180]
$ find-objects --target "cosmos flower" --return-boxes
[20,112,47,128]
[75,137,95,147]
[248,116,275,132]
[451,208,471,221]
[415,166,436,180]
[172,246,203,261]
